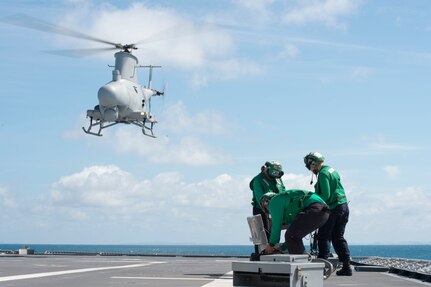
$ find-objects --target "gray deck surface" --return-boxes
[0,255,430,287]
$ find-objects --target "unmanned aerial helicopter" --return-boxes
[83,48,164,137]
[2,14,165,137]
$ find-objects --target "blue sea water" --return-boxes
[1,244,430,260]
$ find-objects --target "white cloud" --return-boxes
[209,58,263,81]
[235,0,276,23]
[279,44,300,59]
[333,136,423,158]
[44,167,327,243]
[49,1,266,87]
[48,168,430,244]
[348,185,431,243]
[388,186,431,211]
[383,165,400,177]
[191,74,208,89]
[105,101,231,165]
[62,112,94,140]
[47,168,311,220]
[336,136,423,156]
[64,101,232,165]
[0,186,17,208]
[50,165,136,207]
[369,142,420,152]
[45,165,253,243]
[61,3,229,60]
[5,167,431,244]
[350,66,371,79]
[282,0,359,28]
[175,173,249,209]
[283,173,316,191]
[113,130,228,165]
[161,102,227,135]
[236,0,275,13]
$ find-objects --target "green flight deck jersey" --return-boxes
[250,172,286,209]
[315,165,347,209]
[268,190,326,246]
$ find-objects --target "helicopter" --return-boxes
[1,14,165,137]
[83,48,165,137]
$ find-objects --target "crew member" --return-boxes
[261,190,330,255]
[249,161,286,256]
[304,152,353,276]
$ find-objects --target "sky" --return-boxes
[0,0,430,246]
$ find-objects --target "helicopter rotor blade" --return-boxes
[133,23,216,47]
[1,13,121,48]
[45,47,118,57]
[162,81,168,96]
[2,14,219,54]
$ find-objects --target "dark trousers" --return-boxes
[284,203,330,254]
[252,206,270,253]
[317,202,351,262]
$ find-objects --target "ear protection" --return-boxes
[304,152,324,170]
[305,158,316,170]
[264,161,284,178]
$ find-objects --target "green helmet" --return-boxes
[260,192,277,213]
[264,160,284,178]
[304,152,325,169]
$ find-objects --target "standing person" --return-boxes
[249,161,286,257]
[260,190,330,255]
[304,152,353,276]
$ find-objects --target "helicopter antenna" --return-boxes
[140,65,162,89]
[138,65,162,112]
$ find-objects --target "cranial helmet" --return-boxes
[264,160,284,178]
[304,152,325,169]
[260,192,277,213]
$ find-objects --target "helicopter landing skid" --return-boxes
[82,114,157,137]
[82,117,119,137]
[131,119,156,138]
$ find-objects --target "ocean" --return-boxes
[1,244,430,260]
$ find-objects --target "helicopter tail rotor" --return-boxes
[157,81,167,96]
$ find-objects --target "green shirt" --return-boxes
[315,165,347,209]
[250,172,286,209]
[268,190,326,246]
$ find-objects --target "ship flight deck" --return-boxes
[0,254,430,287]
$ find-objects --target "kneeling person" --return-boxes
[261,190,330,255]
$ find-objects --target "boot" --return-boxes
[336,260,352,276]
[249,252,260,261]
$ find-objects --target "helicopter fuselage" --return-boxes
[97,78,147,122]
[83,51,160,137]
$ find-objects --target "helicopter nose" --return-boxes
[98,82,125,107]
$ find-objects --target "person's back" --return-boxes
[267,190,326,245]
[261,190,330,255]
[315,165,347,209]
[250,170,285,209]
[304,152,352,276]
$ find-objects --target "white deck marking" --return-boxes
[0,262,163,282]
[201,271,233,287]
[112,276,214,281]
[112,271,234,286]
